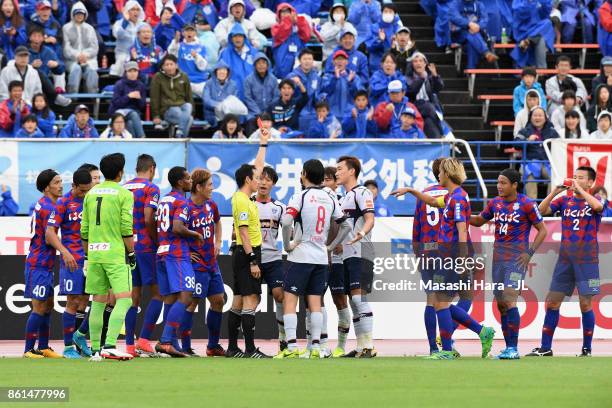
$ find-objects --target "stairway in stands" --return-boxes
[395,0,599,211]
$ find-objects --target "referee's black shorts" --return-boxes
[232,246,262,296]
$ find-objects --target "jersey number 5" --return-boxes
[426,204,439,227]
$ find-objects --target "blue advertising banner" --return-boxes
[0,140,448,216]
[187,141,449,215]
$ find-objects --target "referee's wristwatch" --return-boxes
[248,252,258,266]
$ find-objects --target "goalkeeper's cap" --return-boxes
[36,169,59,192]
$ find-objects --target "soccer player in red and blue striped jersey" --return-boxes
[412,158,447,355]
[471,169,547,359]
[123,155,163,357]
[45,168,93,359]
[23,170,64,359]
[181,169,225,356]
[155,167,203,357]
[393,158,495,360]
[528,166,605,357]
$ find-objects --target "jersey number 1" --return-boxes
[95,197,103,225]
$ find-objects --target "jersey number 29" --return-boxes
[157,203,171,232]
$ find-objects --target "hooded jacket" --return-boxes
[109,73,147,114]
[306,113,342,138]
[373,95,424,137]
[545,73,588,114]
[324,40,369,85]
[588,110,612,139]
[550,105,587,134]
[405,62,444,112]
[0,0,27,60]
[15,126,46,138]
[32,109,56,137]
[154,12,185,50]
[513,79,546,116]
[347,0,381,46]
[58,114,99,138]
[203,61,239,123]
[370,69,408,107]
[514,90,542,136]
[598,1,612,57]
[181,0,219,29]
[28,44,65,77]
[319,68,364,120]
[341,106,378,138]
[0,98,30,136]
[130,30,163,79]
[150,67,193,118]
[244,53,279,118]
[288,63,321,125]
[587,84,612,132]
[266,91,309,131]
[218,23,257,97]
[271,3,311,78]
[0,61,42,104]
[0,189,18,216]
[214,0,261,48]
[112,0,145,55]
[28,12,63,57]
[510,0,556,67]
[62,2,99,70]
[366,13,403,73]
[515,110,559,160]
[320,3,356,60]
[591,60,612,95]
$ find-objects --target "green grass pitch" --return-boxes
[1,357,611,408]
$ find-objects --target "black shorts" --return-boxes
[261,260,285,290]
[343,257,374,295]
[328,262,346,295]
[232,246,262,296]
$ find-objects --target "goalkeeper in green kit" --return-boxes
[81,153,136,361]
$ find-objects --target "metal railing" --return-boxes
[461,140,552,203]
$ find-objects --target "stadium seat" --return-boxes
[493,43,600,69]
[490,120,514,146]
[477,95,514,122]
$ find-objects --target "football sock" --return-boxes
[206,309,223,348]
[349,298,363,350]
[506,307,520,349]
[24,312,43,352]
[62,311,76,347]
[75,309,87,334]
[140,299,163,340]
[310,311,323,351]
[161,302,186,344]
[105,297,132,347]
[124,306,138,346]
[450,304,482,335]
[179,310,194,352]
[424,305,438,352]
[353,296,374,349]
[241,309,256,354]
[436,308,454,351]
[162,302,171,323]
[337,307,351,350]
[89,301,106,352]
[582,310,595,350]
[283,313,298,351]
[275,301,286,342]
[320,306,328,350]
[452,299,472,331]
[305,309,312,350]
[501,313,509,348]
[227,308,242,350]
[100,305,114,346]
[38,313,51,350]
[541,308,560,351]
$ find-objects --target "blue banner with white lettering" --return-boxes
[187,141,448,215]
[0,140,448,215]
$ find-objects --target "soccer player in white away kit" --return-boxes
[275,159,350,358]
[335,156,377,358]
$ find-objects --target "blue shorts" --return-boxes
[420,264,435,295]
[283,262,327,296]
[328,262,345,295]
[550,260,600,296]
[492,261,526,297]
[261,260,285,290]
[193,266,225,299]
[343,257,374,294]
[132,252,157,287]
[24,265,54,300]
[157,258,195,296]
[431,260,472,297]
[59,262,86,295]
